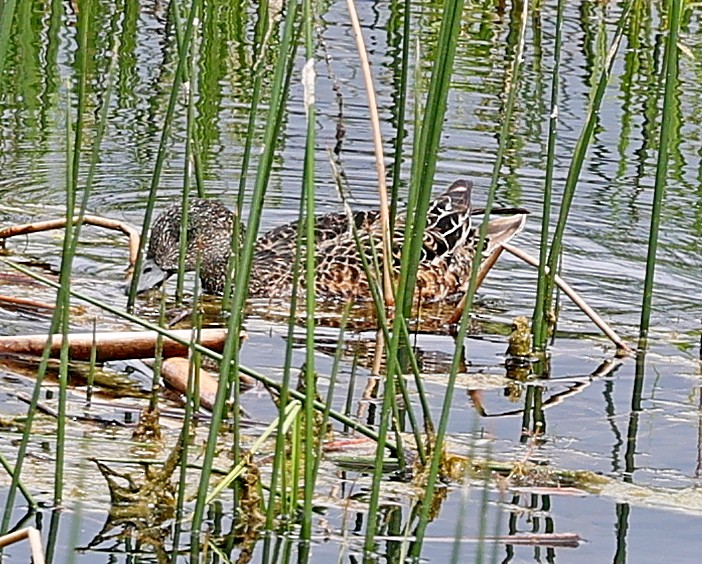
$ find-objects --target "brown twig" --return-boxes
[501,243,631,353]
[0,215,140,270]
[445,246,506,325]
[0,294,59,311]
[345,0,394,307]
[446,243,631,353]
[0,527,45,563]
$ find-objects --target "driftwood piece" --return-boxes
[0,215,140,269]
[161,357,256,411]
[0,329,228,362]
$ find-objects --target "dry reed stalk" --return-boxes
[345,0,394,306]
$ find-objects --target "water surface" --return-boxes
[1,0,702,561]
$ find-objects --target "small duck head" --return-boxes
[128,198,237,295]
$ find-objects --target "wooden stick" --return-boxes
[0,527,45,564]
[0,329,229,362]
[445,246,505,325]
[500,243,631,353]
[0,294,59,311]
[0,215,140,268]
[445,243,631,353]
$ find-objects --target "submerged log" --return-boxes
[0,329,228,362]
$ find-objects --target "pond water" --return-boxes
[1,0,702,562]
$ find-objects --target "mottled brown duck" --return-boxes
[132,180,528,303]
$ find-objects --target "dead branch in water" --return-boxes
[0,215,140,270]
[0,294,60,312]
[446,243,632,354]
[0,328,229,362]
[444,245,507,325]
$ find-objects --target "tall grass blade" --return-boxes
[266,183,307,530]
[637,0,682,350]
[301,0,318,541]
[538,1,633,348]
[387,0,412,225]
[410,0,529,556]
[399,0,465,316]
[224,0,275,307]
[531,0,565,352]
[175,21,200,304]
[363,0,468,553]
[125,0,200,307]
[189,0,300,547]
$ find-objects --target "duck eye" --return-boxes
[143,265,153,274]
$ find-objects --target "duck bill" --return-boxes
[125,258,170,295]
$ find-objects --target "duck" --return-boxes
[131,180,528,303]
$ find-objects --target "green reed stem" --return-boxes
[531,0,564,351]
[53,77,76,507]
[638,0,681,350]
[189,1,299,547]
[232,0,294,527]
[176,21,199,304]
[329,166,427,451]
[312,303,352,480]
[400,0,465,316]
[190,274,203,412]
[53,74,88,508]
[301,0,317,541]
[363,353,399,553]
[266,178,307,530]
[388,0,412,226]
[60,1,119,505]
[365,0,466,553]
[410,0,529,555]
[397,40,434,441]
[85,319,97,406]
[169,294,199,560]
[399,318,432,440]
[168,0,205,198]
[126,0,199,307]
[223,0,273,306]
[0,452,35,510]
[0,0,16,80]
[149,290,168,412]
[539,1,632,347]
